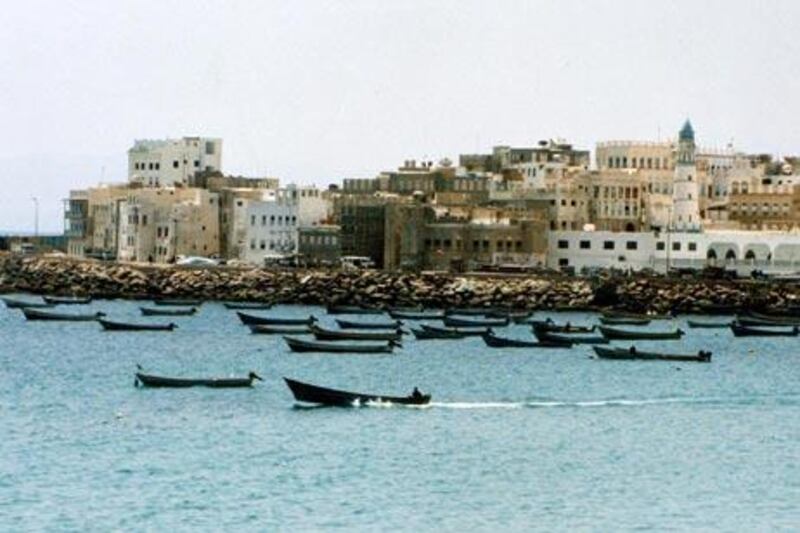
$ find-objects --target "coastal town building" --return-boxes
[128,137,222,187]
[298,225,342,267]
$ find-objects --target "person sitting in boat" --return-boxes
[629,346,637,354]
[411,387,424,400]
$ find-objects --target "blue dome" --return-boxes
[679,120,694,141]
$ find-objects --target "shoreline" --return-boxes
[1,254,798,313]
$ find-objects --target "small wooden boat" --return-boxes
[420,324,491,337]
[533,329,608,345]
[730,323,799,337]
[530,320,595,334]
[485,309,532,320]
[598,326,685,340]
[599,316,651,326]
[222,302,273,310]
[284,336,397,354]
[602,310,673,320]
[284,377,430,406]
[22,308,105,322]
[43,295,92,305]
[310,324,402,342]
[237,312,317,326]
[335,318,403,330]
[388,310,445,320]
[153,298,202,307]
[1,296,53,309]
[136,371,263,388]
[443,316,509,328]
[687,320,732,329]
[326,305,383,315]
[444,307,495,316]
[593,346,711,362]
[249,324,313,335]
[411,327,467,340]
[739,312,800,326]
[99,319,176,331]
[140,307,197,316]
[482,332,571,348]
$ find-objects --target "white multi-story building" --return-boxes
[128,137,222,187]
[233,189,299,264]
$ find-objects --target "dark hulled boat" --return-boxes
[140,307,197,316]
[530,320,595,334]
[153,299,202,307]
[99,319,176,331]
[284,377,430,407]
[136,371,262,388]
[443,316,509,328]
[237,312,317,326]
[284,336,398,354]
[311,324,403,342]
[411,327,467,340]
[43,295,93,305]
[598,326,685,340]
[388,310,445,320]
[481,332,571,348]
[485,309,533,320]
[593,346,711,362]
[420,324,490,337]
[599,316,651,326]
[1,296,53,309]
[737,312,800,327]
[730,323,799,337]
[325,305,383,315]
[444,307,496,316]
[249,324,313,335]
[602,310,673,320]
[533,329,608,345]
[22,308,105,322]
[687,320,732,329]
[335,318,403,330]
[222,302,273,310]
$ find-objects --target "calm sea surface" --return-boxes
[1,299,799,531]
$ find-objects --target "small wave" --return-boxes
[432,396,748,410]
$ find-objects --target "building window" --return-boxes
[656,241,665,251]
[688,242,697,251]
[249,239,255,250]
[250,215,255,226]
[558,258,569,267]
[626,241,637,250]
[579,240,591,250]
[557,240,569,249]
[603,241,614,250]
[259,240,266,250]
[672,242,681,251]
[262,215,267,226]
[194,160,200,168]
[270,215,275,225]
[173,160,179,169]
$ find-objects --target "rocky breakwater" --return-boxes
[1,254,800,312]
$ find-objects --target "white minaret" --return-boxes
[671,120,701,232]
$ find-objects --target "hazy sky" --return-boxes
[2,0,799,232]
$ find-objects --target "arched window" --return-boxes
[725,249,737,261]
[707,249,717,260]
[745,250,756,261]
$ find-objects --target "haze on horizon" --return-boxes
[1,0,798,232]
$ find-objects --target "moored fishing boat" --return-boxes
[140,307,197,316]
[687,320,731,329]
[598,325,685,340]
[738,312,800,326]
[284,377,430,406]
[485,309,533,320]
[481,331,571,348]
[601,310,673,320]
[153,298,203,307]
[135,371,263,388]
[43,295,93,305]
[593,346,711,362]
[237,312,317,326]
[335,318,403,330]
[444,307,496,316]
[325,305,383,315]
[533,329,608,345]
[599,316,651,326]
[222,302,273,310]
[530,320,595,333]
[1,296,53,309]
[388,310,445,320]
[284,336,398,354]
[411,327,466,340]
[99,319,176,331]
[420,324,490,337]
[311,324,403,342]
[443,316,509,328]
[22,308,105,322]
[249,324,313,335]
[730,323,799,337]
